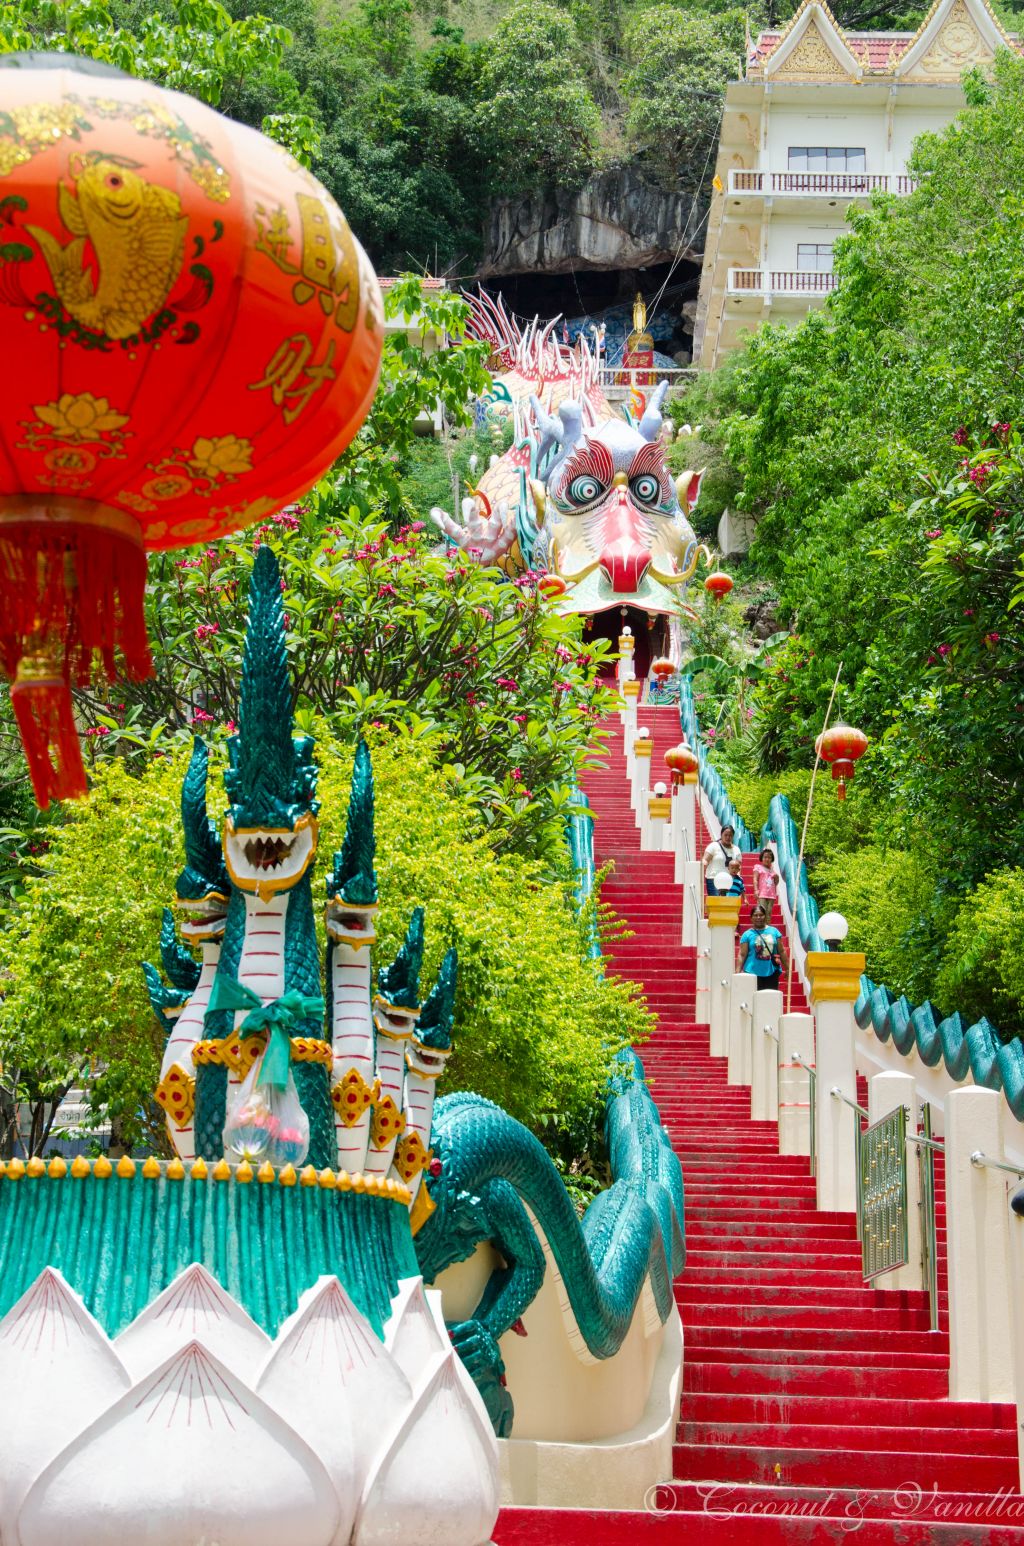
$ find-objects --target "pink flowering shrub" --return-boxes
[76,501,615,860]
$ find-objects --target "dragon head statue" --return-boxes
[532,380,701,615]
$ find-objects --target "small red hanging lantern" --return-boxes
[650,656,674,681]
[816,723,868,801]
[538,574,567,600]
[664,741,699,784]
[704,571,734,602]
[0,55,383,806]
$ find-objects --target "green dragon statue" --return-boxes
[140,543,684,1435]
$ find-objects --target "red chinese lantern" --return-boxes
[650,657,674,681]
[664,741,699,784]
[0,55,383,806]
[704,571,734,602]
[538,574,567,600]
[816,723,868,800]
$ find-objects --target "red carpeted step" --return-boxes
[507,705,1020,1543]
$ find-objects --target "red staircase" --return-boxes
[494,705,1022,1544]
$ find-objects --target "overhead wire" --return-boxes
[645,97,727,331]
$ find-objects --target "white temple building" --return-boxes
[694,0,1020,367]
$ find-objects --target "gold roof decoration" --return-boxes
[756,0,863,76]
[750,0,1019,79]
[890,0,1018,75]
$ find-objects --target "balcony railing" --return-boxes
[727,269,839,297]
[597,366,695,392]
[728,170,916,197]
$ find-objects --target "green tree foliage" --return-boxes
[622,7,744,191]
[480,2,603,195]
[701,52,1024,872]
[696,53,1024,1031]
[332,278,492,518]
[0,737,650,1151]
[0,0,318,162]
[0,0,752,269]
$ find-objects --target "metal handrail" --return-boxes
[793,1055,816,1177]
[907,1133,945,1154]
[739,1002,753,1019]
[762,1025,780,1044]
[831,1087,868,1238]
[830,1087,869,1119]
[970,1150,1024,1179]
[919,1103,940,1331]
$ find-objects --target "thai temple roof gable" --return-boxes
[891,0,1018,76]
[749,0,1018,78]
[760,0,865,79]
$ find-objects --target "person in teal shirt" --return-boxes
[738,903,789,992]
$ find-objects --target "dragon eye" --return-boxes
[567,475,603,506]
[631,474,662,503]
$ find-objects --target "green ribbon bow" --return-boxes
[207,976,325,1089]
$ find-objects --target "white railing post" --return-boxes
[672,774,697,885]
[621,678,639,749]
[778,1012,814,1156]
[706,896,741,1058]
[632,733,651,824]
[946,1087,1014,1401]
[751,989,782,1123]
[1009,1196,1024,1489]
[616,630,635,692]
[727,971,750,1086]
[645,788,670,852]
[682,863,703,948]
[867,1070,924,1291]
[807,951,864,1215]
[695,918,711,1022]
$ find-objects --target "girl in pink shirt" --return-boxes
[752,848,779,921]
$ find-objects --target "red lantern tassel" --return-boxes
[9,655,87,808]
[0,502,151,685]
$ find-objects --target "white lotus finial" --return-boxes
[18,1342,339,1546]
[114,1262,270,1381]
[257,1276,411,1542]
[355,1351,499,1546]
[0,1268,129,1540]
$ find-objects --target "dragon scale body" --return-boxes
[414,1052,684,1434]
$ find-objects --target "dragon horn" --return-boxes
[638,380,670,443]
[227,544,296,815]
[176,738,228,900]
[327,739,377,905]
[159,906,202,992]
[378,905,425,1009]
[417,946,458,1050]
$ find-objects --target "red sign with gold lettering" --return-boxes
[0,55,382,805]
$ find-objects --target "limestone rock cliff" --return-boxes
[479,167,707,277]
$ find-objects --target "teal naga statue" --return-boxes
[136,542,684,1433]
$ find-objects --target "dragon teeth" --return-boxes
[242,836,297,871]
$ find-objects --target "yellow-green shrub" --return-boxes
[936,869,1024,1038]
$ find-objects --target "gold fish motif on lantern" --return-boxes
[27,154,188,341]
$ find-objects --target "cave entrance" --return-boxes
[477,259,703,365]
[583,605,672,680]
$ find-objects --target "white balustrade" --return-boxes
[778,1013,813,1157]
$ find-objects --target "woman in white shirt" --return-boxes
[703,824,741,895]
